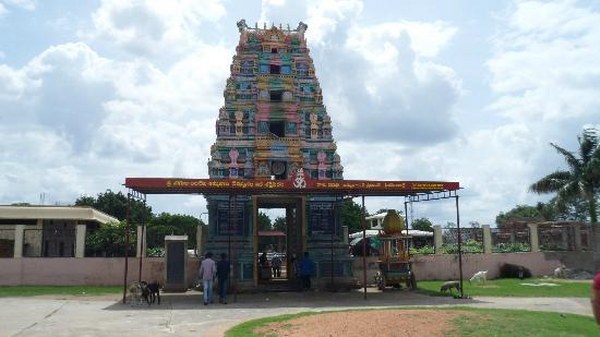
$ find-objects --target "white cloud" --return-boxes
[346,21,457,59]
[487,0,600,122]
[2,0,35,11]
[259,0,307,26]
[91,0,226,57]
[0,64,39,100]
[316,19,462,144]
[305,0,363,45]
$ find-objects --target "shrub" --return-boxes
[410,245,435,255]
[492,242,530,253]
[499,263,532,279]
[146,247,165,257]
[441,239,483,254]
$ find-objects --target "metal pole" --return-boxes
[404,200,409,235]
[361,195,367,300]
[404,200,410,259]
[456,195,464,298]
[122,192,131,304]
[137,196,146,282]
[228,194,234,302]
[137,224,144,282]
[330,200,335,289]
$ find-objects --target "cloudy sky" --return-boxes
[1,0,599,226]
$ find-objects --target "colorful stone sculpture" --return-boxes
[208,21,344,181]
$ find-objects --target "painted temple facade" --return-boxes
[205,20,352,288]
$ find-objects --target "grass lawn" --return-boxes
[452,307,596,337]
[225,308,598,337]
[417,278,592,297]
[0,285,122,297]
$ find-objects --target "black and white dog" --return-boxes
[140,281,161,305]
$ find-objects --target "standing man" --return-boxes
[198,252,216,305]
[299,251,315,291]
[271,254,282,278]
[216,253,230,304]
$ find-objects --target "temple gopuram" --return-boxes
[205,20,352,289]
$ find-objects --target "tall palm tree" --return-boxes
[530,128,600,269]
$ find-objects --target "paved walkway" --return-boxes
[1,290,593,337]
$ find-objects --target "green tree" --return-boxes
[146,213,201,251]
[411,217,433,231]
[530,128,600,268]
[273,216,287,233]
[75,190,153,225]
[85,221,135,257]
[551,197,590,222]
[495,204,545,227]
[257,211,272,230]
[341,199,365,233]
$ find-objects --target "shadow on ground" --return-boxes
[103,288,481,311]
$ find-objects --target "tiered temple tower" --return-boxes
[205,20,352,289]
[208,20,343,181]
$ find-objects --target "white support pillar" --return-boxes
[136,225,146,258]
[14,225,25,258]
[196,224,203,256]
[482,224,492,254]
[527,223,540,252]
[75,223,86,258]
[433,225,443,254]
[561,227,569,250]
[573,224,582,251]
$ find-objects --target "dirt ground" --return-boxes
[254,309,471,337]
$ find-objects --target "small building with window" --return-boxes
[0,205,118,258]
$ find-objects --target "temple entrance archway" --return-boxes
[254,195,305,289]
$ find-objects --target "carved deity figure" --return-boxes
[317,151,327,179]
[310,112,318,139]
[257,161,270,176]
[235,110,244,136]
[229,148,239,168]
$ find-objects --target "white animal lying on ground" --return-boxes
[469,270,487,283]
[553,265,566,278]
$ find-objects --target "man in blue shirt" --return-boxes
[299,251,315,291]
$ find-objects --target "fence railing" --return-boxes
[491,226,531,253]
[440,227,484,254]
[408,223,587,256]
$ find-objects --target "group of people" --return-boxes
[261,251,315,290]
[259,251,283,278]
[199,251,316,305]
[198,252,230,305]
